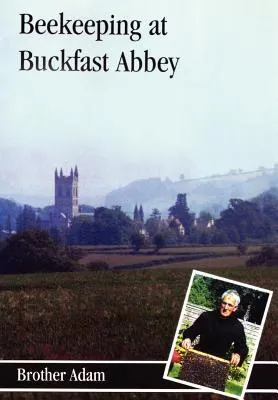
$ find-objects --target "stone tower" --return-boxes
[54,166,79,219]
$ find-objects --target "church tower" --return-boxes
[54,166,79,219]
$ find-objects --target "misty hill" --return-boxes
[2,169,278,224]
[105,178,177,218]
[105,169,278,218]
[0,194,53,208]
[0,193,106,209]
[252,187,278,206]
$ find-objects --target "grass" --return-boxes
[147,255,250,269]
[78,244,259,269]
[225,380,244,396]
[0,264,277,361]
[77,244,261,254]
[167,363,182,379]
[79,253,172,266]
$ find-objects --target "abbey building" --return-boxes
[38,166,80,232]
[52,166,79,230]
[54,166,79,220]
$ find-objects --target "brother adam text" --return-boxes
[17,367,106,382]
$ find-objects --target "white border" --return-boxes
[163,269,274,400]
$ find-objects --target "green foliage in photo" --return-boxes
[188,275,214,308]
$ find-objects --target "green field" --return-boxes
[76,244,263,272]
[0,262,277,361]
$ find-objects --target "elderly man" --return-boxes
[182,289,248,366]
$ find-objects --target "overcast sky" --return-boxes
[1,0,278,202]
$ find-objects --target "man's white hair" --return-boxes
[221,289,241,306]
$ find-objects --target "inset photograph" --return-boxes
[163,269,273,399]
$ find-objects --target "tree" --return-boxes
[160,224,178,245]
[210,229,230,244]
[93,207,133,245]
[253,191,278,236]
[133,205,139,221]
[153,233,166,253]
[198,211,213,227]
[67,207,133,245]
[67,215,95,245]
[198,230,212,245]
[187,227,201,244]
[168,193,195,235]
[0,230,73,274]
[189,275,214,308]
[145,208,162,238]
[49,226,63,245]
[16,205,37,232]
[0,198,21,232]
[227,225,240,244]
[216,198,272,242]
[139,205,144,223]
[130,232,145,252]
[150,208,161,220]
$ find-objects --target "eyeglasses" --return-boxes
[221,301,236,308]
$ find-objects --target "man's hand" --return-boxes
[230,353,241,366]
[181,338,192,349]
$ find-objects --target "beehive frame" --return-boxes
[179,348,230,392]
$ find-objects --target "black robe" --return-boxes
[182,310,248,366]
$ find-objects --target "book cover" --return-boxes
[0,1,277,398]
